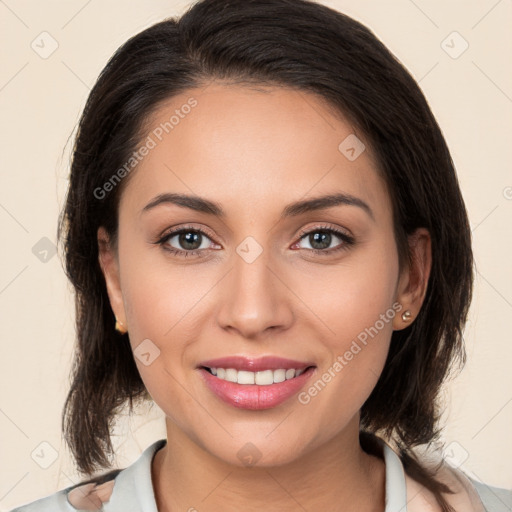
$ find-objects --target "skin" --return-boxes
[98,82,432,511]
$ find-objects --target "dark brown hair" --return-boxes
[57,1,473,510]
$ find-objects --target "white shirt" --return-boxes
[8,437,512,511]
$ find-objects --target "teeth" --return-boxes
[238,371,255,384]
[208,367,309,385]
[255,370,273,385]
[273,369,286,383]
[225,368,238,383]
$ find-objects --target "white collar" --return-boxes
[104,437,410,511]
[85,436,496,511]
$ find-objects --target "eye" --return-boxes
[293,224,355,255]
[154,223,355,259]
[155,225,219,258]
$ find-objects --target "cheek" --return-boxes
[118,244,216,402]
[296,307,394,444]
[119,234,206,342]
[120,260,203,425]
[294,235,399,416]
[295,231,399,342]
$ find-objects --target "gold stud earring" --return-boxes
[115,317,127,334]
[401,310,412,322]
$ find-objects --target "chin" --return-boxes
[197,431,312,469]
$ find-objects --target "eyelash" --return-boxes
[155,224,355,258]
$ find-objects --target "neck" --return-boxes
[152,417,386,512]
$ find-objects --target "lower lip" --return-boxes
[198,367,316,410]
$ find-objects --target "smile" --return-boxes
[203,367,309,385]
[197,356,317,410]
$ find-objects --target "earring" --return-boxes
[401,310,412,322]
[115,317,127,334]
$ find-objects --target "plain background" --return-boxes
[0,0,511,509]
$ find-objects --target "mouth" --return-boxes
[197,356,317,410]
[200,365,314,385]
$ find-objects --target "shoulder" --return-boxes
[7,487,71,512]
[7,439,166,512]
[404,459,512,512]
[468,476,512,512]
[8,478,116,512]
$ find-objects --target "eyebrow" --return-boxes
[141,192,374,221]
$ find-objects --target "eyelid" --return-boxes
[296,222,353,241]
[157,223,217,241]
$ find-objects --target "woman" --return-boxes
[10,0,512,510]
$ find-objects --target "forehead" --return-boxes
[120,83,391,221]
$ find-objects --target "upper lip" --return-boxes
[198,356,315,372]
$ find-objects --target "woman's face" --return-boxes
[99,83,423,467]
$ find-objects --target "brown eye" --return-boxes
[294,226,355,255]
[156,225,219,258]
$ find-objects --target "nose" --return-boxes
[216,243,294,340]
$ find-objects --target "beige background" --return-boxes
[1,0,511,509]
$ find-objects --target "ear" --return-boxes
[97,226,127,327]
[393,227,432,331]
